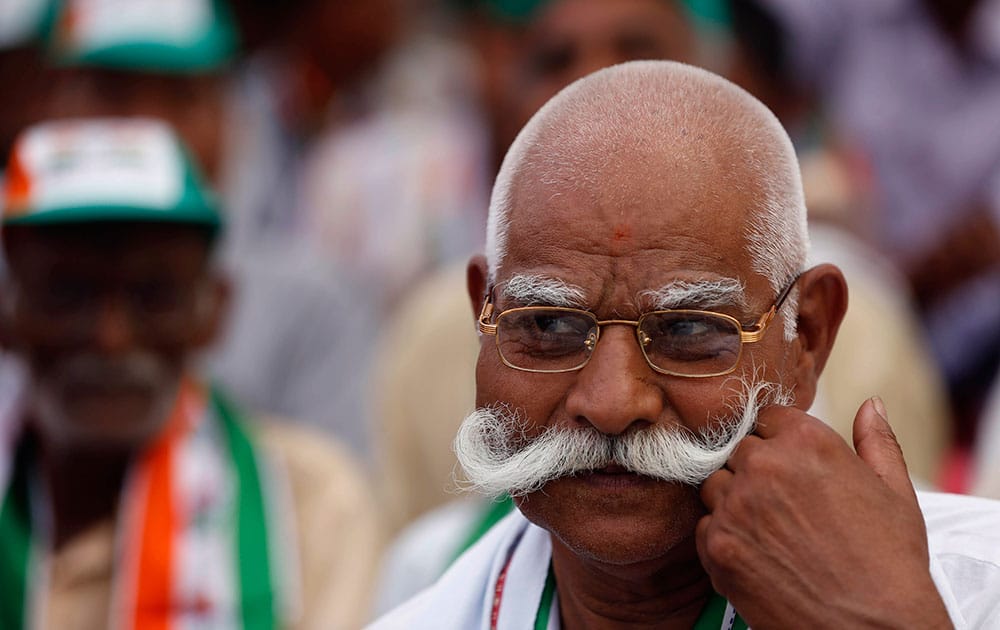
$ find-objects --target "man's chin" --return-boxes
[514,474,706,567]
[33,389,174,453]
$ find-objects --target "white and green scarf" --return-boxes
[0,378,298,629]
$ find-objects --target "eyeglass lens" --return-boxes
[496,308,743,375]
[638,311,742,375]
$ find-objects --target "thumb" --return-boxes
[853,396,917,502]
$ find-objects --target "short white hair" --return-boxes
[485,61,809,337]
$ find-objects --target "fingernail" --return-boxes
[871,396,888,422]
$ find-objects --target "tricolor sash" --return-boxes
[0,378,298,629]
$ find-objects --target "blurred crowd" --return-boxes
[1,0,999,626]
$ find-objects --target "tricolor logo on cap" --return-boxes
[2,117,221,229]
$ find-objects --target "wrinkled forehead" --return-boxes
[499,130,769,306]
[515,80,779,209]
[489,61,806,307]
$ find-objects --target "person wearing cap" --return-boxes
[24,0,381,461]
[461,0,699,171]
[0,117,381,629]
[39,0,238,179]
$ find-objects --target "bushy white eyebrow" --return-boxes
[640,278,747,311]
[502,274,587,308]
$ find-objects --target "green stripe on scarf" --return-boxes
[534,564,556,630]
[452,495,515,563]
[0,439,34,630]
[532,569,746,629]
[213,388,276,630]
[693,592,749,630]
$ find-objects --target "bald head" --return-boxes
[487,60,808,305]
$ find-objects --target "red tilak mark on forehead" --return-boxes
[608,223,632,255]
[612,224,631,242]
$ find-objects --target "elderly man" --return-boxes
[371,61,1000,628]
[0,118,380,629]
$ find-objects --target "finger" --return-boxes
[694,515,730,597]
[700,468,734,512]
[752,404,840,444]
[853,396,917,502]
[751,404,805,439]
[695,514,713,570]
[724,434,764,472]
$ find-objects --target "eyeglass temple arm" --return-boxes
[478,292,497,335]
[740,310,775,343]
[739,273,801,343]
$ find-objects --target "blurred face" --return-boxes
[471,142,800,567]
[3,223,221,452]
[502,0,695,145]
[42,68,225,180]
[296,0,400,88]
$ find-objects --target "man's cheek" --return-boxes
[666,377,748,429]
[474,353,530,406]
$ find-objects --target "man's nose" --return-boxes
[91,295,137,354]
[564,324,664,435]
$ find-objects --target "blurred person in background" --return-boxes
[140,0,488,459]
[222,0,491,313]
[727,0,1000,480]
[0,0,51,171]
[971,372,1000,497]
[7,0,382,459]
[458,0,700,171]
[0,118,380,629]
[39,0,237,179]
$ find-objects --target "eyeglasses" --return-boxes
[478,274,800,378]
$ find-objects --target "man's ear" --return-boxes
[467,254,489,322]
[790,263,848,409]
[191,273,232,349]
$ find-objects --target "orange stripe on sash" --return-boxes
[133,436,174,630]
[130,379,202,630]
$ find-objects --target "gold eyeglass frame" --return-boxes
[477,273,801,378]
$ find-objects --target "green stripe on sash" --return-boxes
[531,567,746,630]
[213,388,276,630]
[692,593,729,630]
[452,494,515,563]
[0,439,34,630]
[534,564,557,630]
[693,591,748,630]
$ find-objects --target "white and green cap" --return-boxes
[0,0,53,49]
[3,117,221,230]
[48,0,237,73]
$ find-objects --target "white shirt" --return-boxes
[370,491,1000,629]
